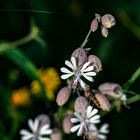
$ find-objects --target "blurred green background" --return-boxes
[0,0,140,140]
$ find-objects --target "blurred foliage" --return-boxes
[0,0,140,140]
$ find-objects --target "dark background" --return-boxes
[0,0,140,139]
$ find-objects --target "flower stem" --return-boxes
[123,67,140,91]
[80,29,92,48]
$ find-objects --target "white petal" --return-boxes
[41,129,52,135]
[81,62,90,71]
[98,134,107,139]
[82,73,94,82]
[99,123,109,134]
[65,60,75,69]
[74,112,83,121]
[71,124,81,133]
[71,57,77,69]
[82,66,94,72]
[38,137,51,140]
[79,79,86,89]
[88,108,98,118]
[77,122,84,136]
[71,118,80,123]
[61,73,74,79]
[28,119,38,133]
[89,115,100,124]
[84,71,96,76]
[86,106,92,117]
[60,67,73,74]
[39,124,52,135]
[20,130,34,140]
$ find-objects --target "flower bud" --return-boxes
[71,48,87,67]
[88,55,102,72]
[90,19,98,32]
[98,82,126,101]
[84,85,91,97]
[94,91,111,111]
[36,114,51,127]
[101,26,108,37]
[101,14,116,28]
[51,128,62,140]
[56,87,71,106]
[63,115,73,134]
[85,132,97,140]
[74,96,89,115]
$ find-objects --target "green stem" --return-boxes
[80,29,92,48]
[123,67,140,91]
[126,94,140,105]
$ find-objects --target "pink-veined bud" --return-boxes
[85,132,97,140]
[71,48,87,67]
[101,26,108,37]
[90,19,98,32]
[101,14,116,28]
[94,91,111,111]
[84,85,91,97]
[51,128,62,140]
[56,86,71,106]
[88,55,102,72]
[74,96,89,115]
[63,115,73,134]
[98,82,127,101]
[35,114,51,128]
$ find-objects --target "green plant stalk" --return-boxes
[123,67,140,91]
[80,29,92,48]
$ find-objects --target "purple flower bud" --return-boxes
[56,87,71,106]
[88,55,102,72]
[101,14,116,28]
[63,115,73,134]
[94,91,111,111]
[35,114,51,127]
[74,96,89,115]
[71,48,87,67]
[101,26,108,37]
[90,19,98,32]
[51,128,62,140]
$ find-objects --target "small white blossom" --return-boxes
[20,118,52,140]
[70,106,100,136]
[60,57,96,89]
[97,123,109,139]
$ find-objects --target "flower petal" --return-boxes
[99,123,109,134]
[71,124,81,133]
[89,115,100,124]
[61,73,74,79]
[71,57,77,70]
[28,119,38,133]
[60,67,73,74]
[77,122,84,136]
[82,66,94,72]
[88,108,98,118]
[39,124,52,135]
[84,71,96,76]
[81,62,90,71]
[71,118,80,123]
[79,79,86,89]
[98,134,107,139]
[20,129,34,140]
[65,60,75,70]
[82,73,94,82]
[86,106,92,118]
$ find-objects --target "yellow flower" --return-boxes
[11,88,30,107]
[31,67,61,100]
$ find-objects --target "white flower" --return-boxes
[70,106,100,136]
[60,57,96,89]
[97,123,109,140]
[20,118,52,140]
